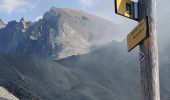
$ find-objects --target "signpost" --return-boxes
[115,0,160,100]
[115,0,138,21]
[127,18,148,52]
[138,0,160,100]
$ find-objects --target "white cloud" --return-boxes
[35,16,43,21]
[77,0,93,7]
[0,0,35,14]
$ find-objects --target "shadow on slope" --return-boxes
[57,40,140,100]
[0,40,140,100]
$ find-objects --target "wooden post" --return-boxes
[138,0,160,100]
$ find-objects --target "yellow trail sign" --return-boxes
[127,18,148,52]
[115,0,138,20]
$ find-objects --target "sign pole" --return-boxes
[138,0,160,100]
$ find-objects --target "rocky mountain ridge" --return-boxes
[0,7,117,59]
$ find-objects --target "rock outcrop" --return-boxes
[0,19,6,29]
[0,86,19,100]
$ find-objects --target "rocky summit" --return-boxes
[0,7,117,59]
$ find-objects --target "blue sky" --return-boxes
[0,0,138,40]
[0,0,135,23]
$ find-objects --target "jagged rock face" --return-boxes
[0,20,34,54]
[0,7,117,59]
[0,19,6,29]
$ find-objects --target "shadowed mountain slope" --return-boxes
[0,40,140,100]
[0,39,169,100]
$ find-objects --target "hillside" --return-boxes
[0,7,117,59]
[58,38,170,100]
[0,40,140,100]
[58,40,140,99]
[0,39,170,100]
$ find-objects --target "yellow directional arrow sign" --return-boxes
[127,18,148,52]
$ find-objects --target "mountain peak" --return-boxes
[19,17,27,30]
[43,7,90,20]
[62,8,87,18]
[20,17,26,23]
[43,7,63,20]
[50,7,61,11]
